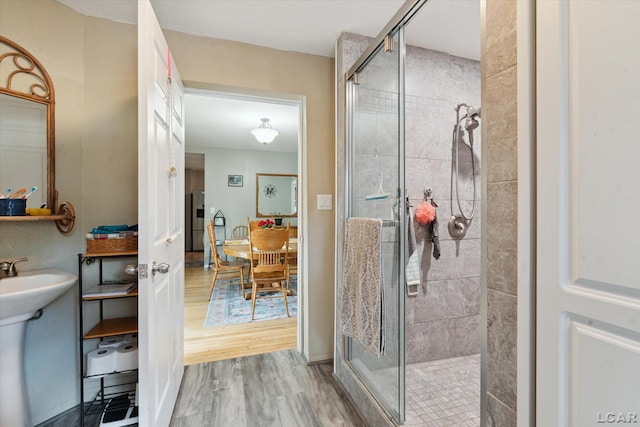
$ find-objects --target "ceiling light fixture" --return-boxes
[251,117,279,144]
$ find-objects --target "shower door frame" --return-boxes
[344,28,407,423]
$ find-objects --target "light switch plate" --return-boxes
[317,194,332,211]
[210,207,216,215]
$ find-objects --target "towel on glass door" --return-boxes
[405,201,420,297]
[341,217,385,357]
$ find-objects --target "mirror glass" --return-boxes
[256,173,297,217]
[0,93,47,208]
[0,36,54,210]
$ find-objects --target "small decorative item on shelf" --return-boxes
[258,219,275,229]
[274,217,283,226]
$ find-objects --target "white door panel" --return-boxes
[536,0,640,426]
[569,319,640,427]
[138,0,185,425]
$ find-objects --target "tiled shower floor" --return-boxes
[405,353,480,426]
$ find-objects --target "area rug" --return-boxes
[204,277,297,327]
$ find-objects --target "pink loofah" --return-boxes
[415,202,436,224]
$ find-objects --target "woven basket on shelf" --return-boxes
[86,237,138,254]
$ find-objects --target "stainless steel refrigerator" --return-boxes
[185,191,205,251]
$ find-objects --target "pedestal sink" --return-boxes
[0,268,77,427]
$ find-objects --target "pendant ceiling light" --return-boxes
[251,117,279,144]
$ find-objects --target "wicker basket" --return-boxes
[86,237,138,254]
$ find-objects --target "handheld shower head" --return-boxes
[464,116,479,132]
[461,106,481,145]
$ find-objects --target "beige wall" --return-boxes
[484,0,518,425]
[82,17,139,225]
[165,30,336,361]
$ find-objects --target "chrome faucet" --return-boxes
[0,257,28,278]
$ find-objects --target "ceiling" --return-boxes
[185,90,301,153]
[55,0,480,154]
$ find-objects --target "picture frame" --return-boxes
[227,174,243,187]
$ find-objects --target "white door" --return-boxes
[138,1,185,425]
[536,1,640,426]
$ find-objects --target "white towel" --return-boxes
[341,217,384,356]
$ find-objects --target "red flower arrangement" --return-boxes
[257,219,275,229]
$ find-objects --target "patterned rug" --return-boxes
[204,277,297,327]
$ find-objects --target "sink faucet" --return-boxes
[0,257,28,278]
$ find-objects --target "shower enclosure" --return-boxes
[335,1,481,425]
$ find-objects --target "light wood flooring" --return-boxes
[170,350,365,427]
[184,266,297,366]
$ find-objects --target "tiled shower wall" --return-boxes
[403,43,481,364]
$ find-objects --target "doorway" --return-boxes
[182,87,304,365]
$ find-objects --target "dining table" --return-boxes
[222,238,298,299]
[222,238,298,259]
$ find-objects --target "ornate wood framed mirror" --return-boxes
[0,36,74,233]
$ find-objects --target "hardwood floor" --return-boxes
[170,350,365,427]
[184,266,297,365]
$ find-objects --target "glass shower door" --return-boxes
[346,31,405,424]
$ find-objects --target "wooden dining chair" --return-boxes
[207,221,248,300]
[247,218,263,231]
[288,226,298,277]
[247,223,291,320]
[231,225,248,239]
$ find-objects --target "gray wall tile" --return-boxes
[486,393,517,427]
[486,181,517,295]
[487,290,517,412]
[485,0,517,78]
[485,66,517,182]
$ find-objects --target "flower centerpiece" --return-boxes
[257,219,275,229]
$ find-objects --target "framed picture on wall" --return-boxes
[228,175,243,187]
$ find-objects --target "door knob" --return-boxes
[125,264,139,275]
[151,261,170,275]
[125,262,168,277]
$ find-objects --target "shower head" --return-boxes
[461,106,481,145]
[464,116,479,132]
